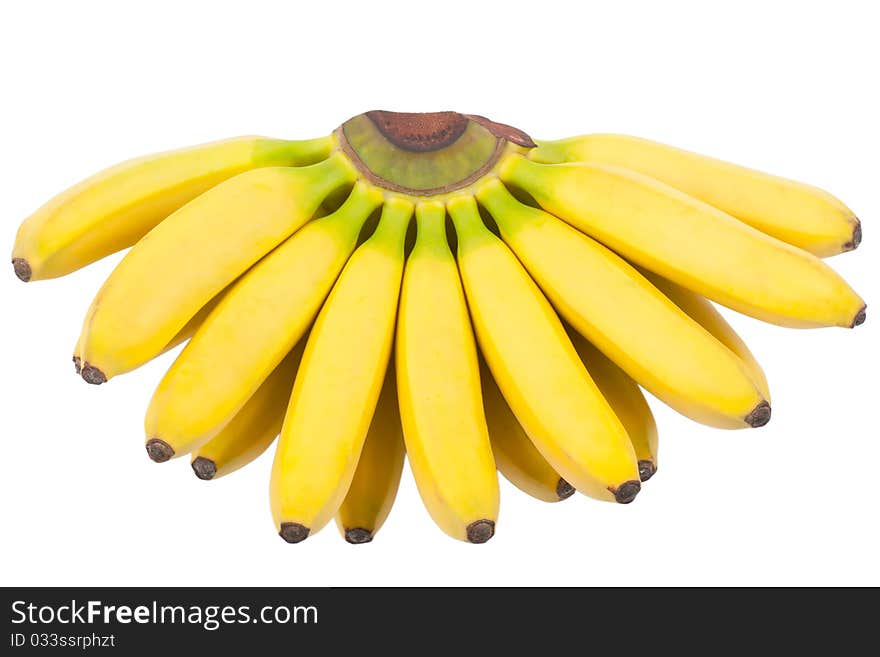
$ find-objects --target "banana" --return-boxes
[12,135,332,281]
[477,179,769,429]
[72,277,233,375]
[529,134,861,258]
[76,153,355,385]
[447,195,640,503]
[270,197,411,543]
[567,330,659,481]
[143,182,381,462]
[190,340,305,480]
[335,367,406,544]
[396,201,499,543]
[641,269,770,401]
[500,155,866,329]
[480,358,573,503]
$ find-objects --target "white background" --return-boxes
[1,0,877,586]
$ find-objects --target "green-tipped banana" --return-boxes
[270,198,411,543]
[144,182,381,462]
[77,154,354,385]
[12,135,332,281]
[500,155,865,329]
[448,195,640,503]
[396,201,499,542]
[477,178,768,429]
[530,134,860,257]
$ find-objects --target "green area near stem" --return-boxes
[253,135,334,167]
[367,201,413,254]
[342,115,499,193]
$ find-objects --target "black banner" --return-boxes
[0,587,870,651]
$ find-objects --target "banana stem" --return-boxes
[447,196,490,248]
[414,202,448,255]
[319,150,359,187]
[256,135,336,167]
[475,179,527,234]
[369,197,413,251]
[330,182,384,241]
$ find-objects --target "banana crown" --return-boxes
[337,110,535,195]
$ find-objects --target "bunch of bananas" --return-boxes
[12,111,865,544]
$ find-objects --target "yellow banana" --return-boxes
[143,182,381,462]
[190,340,305,480]
[477,179,768,429]
[530,134,860,258]
[335,367,406,544]
[447,195,640,503]
[72,277,233,375]
[77,153,355,385]
[641,269,770,401]
[270,197,411,543]
[396,201,499,543]
[567,330,659,481]
[480,359,573,503]
[12,135,332,281]
[500,155,866,329]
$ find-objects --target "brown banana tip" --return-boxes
[612,480,641,504]
[844,220,861,251]
[638,460,657,482]
[466,519,495,544]
[145,438,174,463]
[12,258,31,282]
[745,401,772,428]
[72,356,81,375]
[556,478,575,500]
[344,527,373,544]
[191,457,217,480]
[279,523,310,544]
[80,364,106,385]
[851,305,866,328]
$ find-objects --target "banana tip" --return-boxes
[80,364,106,385]
[279,523,310,544]
[191,457,217,480]
[466,519,495,544]
[844,220,862,251]
[851,305,866,328]
[344,527,373,544]
[145,438,174,463]
[612,480,641,504]
[745,401,772,428]
[556,478,575,500]
[638,460,657,482]
[12,258,31,282]
[72,356,81,375]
